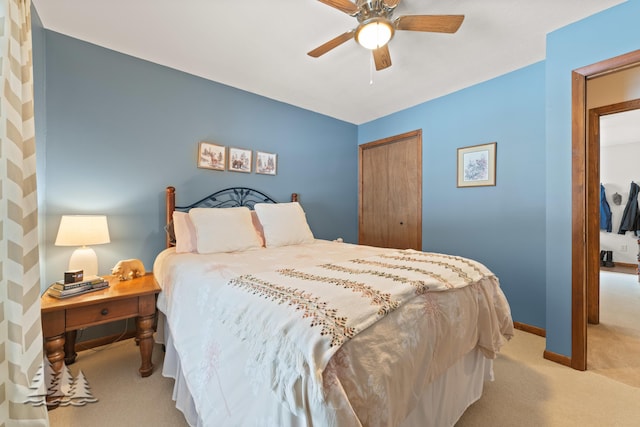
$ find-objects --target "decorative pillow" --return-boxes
[189,207,262,254]
[254,202,315,248]
[173,211,197,253]
[165,220,176,246]
[251,210,266,247]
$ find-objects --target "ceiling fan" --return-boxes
[307,0,464,71]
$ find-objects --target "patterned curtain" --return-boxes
[0,0,49,425]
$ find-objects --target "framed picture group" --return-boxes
[197,142,277,175]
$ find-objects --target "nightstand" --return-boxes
[41,273,161,379]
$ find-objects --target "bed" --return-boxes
[153,186,513,427]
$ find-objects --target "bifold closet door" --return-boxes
[359,130,422,250]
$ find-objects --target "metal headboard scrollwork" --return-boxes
[165,186,299,248]
[176,187,277,211]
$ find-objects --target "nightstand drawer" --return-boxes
[66,298,138,329]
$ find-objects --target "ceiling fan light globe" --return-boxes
[356,19,394,50]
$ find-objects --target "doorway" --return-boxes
[589,100,640,324]
[588,103,640,385]
[571,49,640,371]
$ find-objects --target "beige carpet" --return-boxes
[47,340,189,427]
[587,270,640,388]
[457,330,640,427]
[47,329,640,427]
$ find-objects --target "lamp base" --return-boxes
[68,246,99,277]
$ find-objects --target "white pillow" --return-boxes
[189,207,262,254]
[254,202,315,248]
[173,211,197,253]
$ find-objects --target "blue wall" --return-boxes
[39,32,358,288]
[358,63,547,329]
[544,0,640,357]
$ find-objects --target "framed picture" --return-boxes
[255,151,277,175]
[197,142,226,171]
[457,142,496,187]
[229,147,252,173]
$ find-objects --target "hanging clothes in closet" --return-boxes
[618,181,640,235]
[600,184,612,232]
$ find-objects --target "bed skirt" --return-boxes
[158,313,493,427]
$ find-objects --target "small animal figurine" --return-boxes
[111,259,146,281]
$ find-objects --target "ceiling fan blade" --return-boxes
[307,30,356,58]
[318,0,359,15]
[384,0,401,8]
[395,15,464,33]
[372,45,392,71]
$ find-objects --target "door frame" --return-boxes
[571,49,640,370]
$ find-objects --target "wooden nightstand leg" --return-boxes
[136,313,155,377]
[44,333,65,373]
[44,333,65,409]
[64,330,78,365]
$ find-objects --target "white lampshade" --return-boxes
[55,215,110,276]
[355,18,394,50]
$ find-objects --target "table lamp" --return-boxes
[55,215,110,276]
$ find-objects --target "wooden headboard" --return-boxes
[165,186,299,248]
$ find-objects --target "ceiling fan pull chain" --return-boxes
[370,54,374,85]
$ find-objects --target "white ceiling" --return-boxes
[32,0,626,125]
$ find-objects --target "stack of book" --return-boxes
[47,275,110,299]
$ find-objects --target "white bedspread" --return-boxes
[153,240,513,427]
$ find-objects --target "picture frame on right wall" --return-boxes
[256,151,277,175]
[457,142,497,187]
